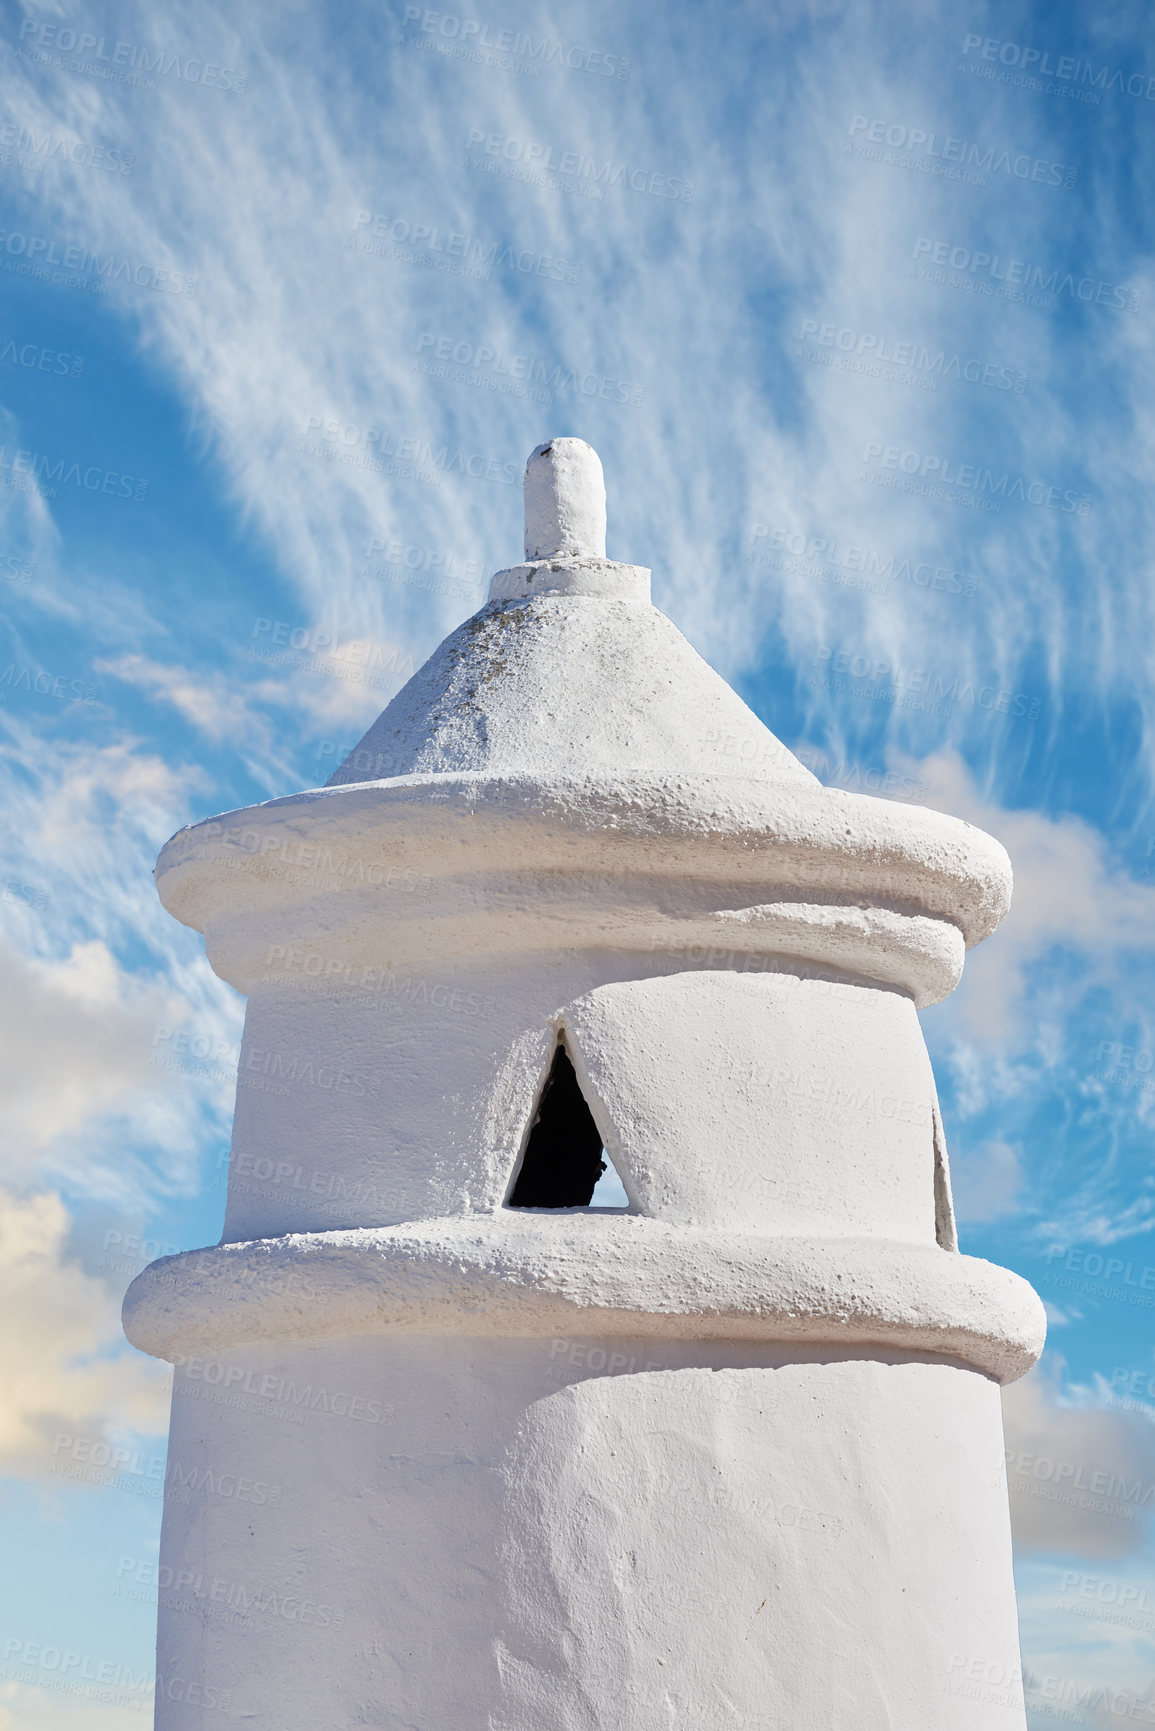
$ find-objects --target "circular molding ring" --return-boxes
[124,1214,1045,1384]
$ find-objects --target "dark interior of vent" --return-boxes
[508,1043,608,1208]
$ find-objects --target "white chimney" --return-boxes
[126,438,1043,1728]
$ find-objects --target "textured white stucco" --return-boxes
[324,597,816,785]
[154,1340,1025,1730]
[128,440,1039,1730]
[152,774,1008,1009]
[126,1220,1043,1382]
[523,436,606,559]
[148,962,958,1244]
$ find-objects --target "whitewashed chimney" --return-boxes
[126,436,1044,1729]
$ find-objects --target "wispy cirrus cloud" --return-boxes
[4,0,1154,783]
[0,720,241,1207]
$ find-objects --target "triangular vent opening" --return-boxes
[508,1042,627,1210]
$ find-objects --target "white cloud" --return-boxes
[5,0,1152,764]
[904,751,1155,1047]
[0,1189,170,1477]
[93,646,414,786]
[0,1690,153,1731]
[0,937,176,1163]
[0,404,60,573]
[0,724,242,1205]
[1015,1559,1155,1728]
[1003,1367,1155,1561]
[93,654,259,746]
[0,935,236,1205]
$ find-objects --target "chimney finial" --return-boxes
[524,437,607,561]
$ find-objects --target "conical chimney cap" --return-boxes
[327,437,812,787]
[154,441,1012,1009]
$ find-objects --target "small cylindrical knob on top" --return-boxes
[524,438,607,561]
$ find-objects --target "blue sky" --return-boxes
[1,0,1154,1724]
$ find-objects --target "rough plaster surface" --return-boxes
[126,1219,1043,1382]
[130,441,1038,1730]
[188,964,955,1243]
[487,556,652,603]
[523,437,606,559]
[325,596,817,786]
[159,773,1010,946]
[566,972,940,1236]
[153,771,1008,1008]
[153,1339,1026,1731]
